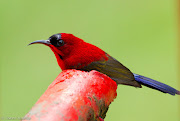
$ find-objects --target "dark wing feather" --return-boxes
[81,54,141,88]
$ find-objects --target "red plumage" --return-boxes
[29,33,140,87]
[54,33,108,70]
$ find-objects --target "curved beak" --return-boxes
[28,40,51,46]
[28,39,64,57]
[28,38,65,69]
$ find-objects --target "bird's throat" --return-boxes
[49,45,65,70]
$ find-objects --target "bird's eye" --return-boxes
[57,39,64,46]
[49,34,64,47]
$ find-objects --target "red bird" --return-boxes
[29,33,180,95]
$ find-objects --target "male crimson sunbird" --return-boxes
[29,33,180,95]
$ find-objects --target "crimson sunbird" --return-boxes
[29,33,180,95]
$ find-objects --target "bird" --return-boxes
[29,33,180,95]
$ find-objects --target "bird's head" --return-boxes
[29,33,107,70]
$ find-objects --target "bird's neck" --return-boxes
[62,43,108,70]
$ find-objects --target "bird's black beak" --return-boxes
[28,40,51,46]
[28,38,64,60]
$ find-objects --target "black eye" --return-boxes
[49,34,64,47]
[57,39,64,46]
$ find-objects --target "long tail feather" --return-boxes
[133,73,180,95]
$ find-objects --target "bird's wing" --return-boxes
[81,54,141,88]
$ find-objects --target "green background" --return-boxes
[0,0,179,121]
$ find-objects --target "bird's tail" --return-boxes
[133,73,180,95]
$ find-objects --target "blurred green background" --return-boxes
[0,0,179,121]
